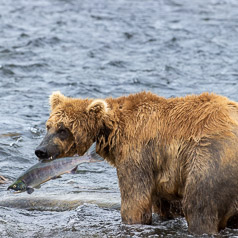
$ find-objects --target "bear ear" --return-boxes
[49,91,66,110]
[87,99,108,116]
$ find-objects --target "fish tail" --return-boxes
[85,142,104,161]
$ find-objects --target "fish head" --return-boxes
[8,180,27,192]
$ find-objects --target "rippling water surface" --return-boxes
[1,0,238,237]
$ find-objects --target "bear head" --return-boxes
[35,91,109,160]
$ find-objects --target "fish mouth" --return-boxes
[7,186,25,193]
[7,185,12,190]
[7,185,16,191]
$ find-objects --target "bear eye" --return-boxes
[58,128,68,138]
[58,129,66,134]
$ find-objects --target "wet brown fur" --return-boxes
[44,91,238,235]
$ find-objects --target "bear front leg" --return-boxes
[117,160,154,225]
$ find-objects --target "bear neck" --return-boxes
[93,92,169,166]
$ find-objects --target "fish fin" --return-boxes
[35,185,41,189]
[52,175,62,179]
[71,166,78,174]
[85,142,104,162]
[26,187,34,194]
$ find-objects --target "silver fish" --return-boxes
[8,143,103,194]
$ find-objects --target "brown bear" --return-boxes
[35,91,238,235]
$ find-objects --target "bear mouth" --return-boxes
[39,154,59,162]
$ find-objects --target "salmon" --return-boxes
[8,143,103,194]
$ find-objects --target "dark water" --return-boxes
[0,0,238,237]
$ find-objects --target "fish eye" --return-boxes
[13,185,16,188]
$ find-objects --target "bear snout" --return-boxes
[35,146,49,160]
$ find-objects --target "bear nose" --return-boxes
[35,147,48,159]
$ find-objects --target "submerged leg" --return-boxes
[227,214,238,229]
[153,198,183,220]
[183,172,238,235]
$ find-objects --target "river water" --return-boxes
[0,0,238,237]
